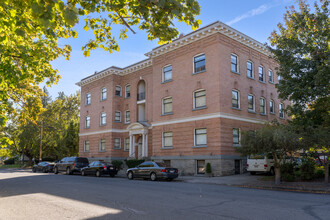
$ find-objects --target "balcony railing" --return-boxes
[137,92,145,101]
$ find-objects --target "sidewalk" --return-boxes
[176,173,330,194]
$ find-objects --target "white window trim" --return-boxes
[115,85,122,97]
[114,138,121,149]
[84,141,90,152]
[100,112,106,126]
[248,94,255,112]
[193,53,206,73]
[279,103,285,118]
[231,53,239,73]
[260,97,267,114]
[246,60,254,78]
[232,89,240,109]
[162,96,173,115]
[85,116,90,128]
[124,138,130,151]
[193,89,206,109]
[99,139,106,152]
[162,64,173,83]
[233,128,241,146]
[86,93,91,105]
[270,100,275,114]
[268,69,274,83]
[258,65,265,82]
[101,87,107,100]
[115,111,121,122]
[194,128,207,147]
[125,110,130,124]
[125,84,131,98]
[162,131,173,148]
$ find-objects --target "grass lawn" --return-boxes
[0,164,22,169]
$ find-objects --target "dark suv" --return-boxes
[54,157,89,175]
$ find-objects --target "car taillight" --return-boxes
[246,164,249,167]
[72,163,75,167]
[264,164,268,167]
[104,166,107,170]
[175,170,178,173]
[161,169,167,173]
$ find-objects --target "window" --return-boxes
[232,90,240,109]
[279,103,284,118]
[162,97,173,114]
[125,85,131,98]
[125,111,130,123]
[194,54,205,73]
[124,138,130,151]
[115,86,121,96]
[194,89,206,109]
[101,88,107,100]
[85,116,90,128]
[194,128,207,146]
[231,54,238,72]
[233,128,240,145]
[260,97,266,114]
[248,94,255,111]
[100,112,106,126]
[162,65,172,82]
[115,111,121,122]
[278,75,282,83]
[268,70,273,83]
[162,132,173,148]
[247,61,253,78]
[99,139,106,152]
[259,66,265,82]
[270,100,275,114]
[114,138,121,149]
[84,141,90,152]
[197,160,205,174]
[86,93,91,105]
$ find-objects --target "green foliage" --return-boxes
[300,159,316,180]
[125,159,145,168]
[112,160,123,170]
[206,163,212,174]
[314,168,325,179]
[281,163,295,182]
[4,158,16,165]
[0,0,201,131]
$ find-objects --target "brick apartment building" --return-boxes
[76,21,289,176]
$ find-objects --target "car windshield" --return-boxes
[101,162,111,166]
[76,158,89,163]
[249,154,265,159]
[155,162,168,167]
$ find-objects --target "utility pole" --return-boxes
[39,121,43,161]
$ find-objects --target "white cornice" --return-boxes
[76,59,152,87]
[145,21,271,58]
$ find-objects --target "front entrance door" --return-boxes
[235,160,241,174]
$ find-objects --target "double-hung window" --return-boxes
[194,90,206,109]
[279,103,284,118]
[268,70,273,83]
[231,54,238,72]
[163,65,172,82]
[115,86,122,96]
[84,141,90,152]
[233,128,240,145]
[232,90,240,109]
[270,100,275,114]
[124,138,130,151]
[162,132,173,148]
[194,128,207,146]
[114,138,121,149]
[101,88,107,100]
[247,61,253,78]
[125,85,131,98]
[115,111,121,122]
[248,94,255,111]
[260,97,266,114]
[99,139,106,152]
[100,112,106,126]
[194,54,205,73]
[162,97,173,115]
[86,93,91,105]
[259,66,265,82]
[85,116,90,128]
[125,111,130,123]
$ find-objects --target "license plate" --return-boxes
[170,170,175,173]
[254,165,258,168]
[110,167,114,170]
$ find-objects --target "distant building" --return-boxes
[76,21,289,176]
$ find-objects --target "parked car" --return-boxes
[81,161,118,177]
[32,161,54,173]
[247,154,275,175]
[126,161,178,181]
[54,157,89,175]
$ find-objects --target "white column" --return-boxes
[145,134,148,157]
[142,134,145,157]
[132,135,136,157]
[129,135,133,158]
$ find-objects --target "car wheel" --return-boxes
[54,167,58,174]
[269,167,275,176]
[66,167,72,175]
[250,171,256,175]
[110,174,115,178]
[32,167,36,173]
[127,171,134,180]
[150,172,157,181]
[167,178,173,182]
[96,170,101,177]
[42,168,47,173]
[81,170,86,176]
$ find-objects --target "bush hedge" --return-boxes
[206,163,212,174]
[112,160,123,170]
[280,163,295,182]
[4,158,16,165]
[125,159,145,168]
[300,159,315,180]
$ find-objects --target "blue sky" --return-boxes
[48,0,315,98]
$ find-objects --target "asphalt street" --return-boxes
[0,169,329,220]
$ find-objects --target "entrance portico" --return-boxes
[127,123,148,159]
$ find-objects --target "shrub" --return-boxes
[314,169,325,179]
[125,159,145,168]
[281,163,295,182]
[300,159,315,180]
[206,163,212,174]
[112,160,123,170]
[282,173,295,182]
[4,158,15,165]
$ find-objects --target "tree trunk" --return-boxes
[325,161,329,185]
[275,165,281,185]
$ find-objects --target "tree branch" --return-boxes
[116,12,136,34]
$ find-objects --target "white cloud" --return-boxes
[226,4,274,26]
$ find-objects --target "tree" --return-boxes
[269,0,329,183]
[237,122,302,184]
[0,0,201,140]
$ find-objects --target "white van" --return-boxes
[247,154,275,175]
